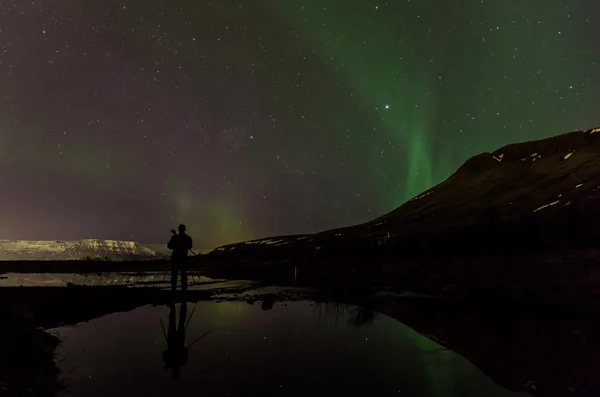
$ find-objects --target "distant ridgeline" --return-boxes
[0,239,167,261]
[208,127,600,262]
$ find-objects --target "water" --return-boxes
[0,272,253,291]
[50,301,528,397]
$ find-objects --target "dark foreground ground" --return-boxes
[6,247,600,309]
[2,269,600,397]
[0,259,172,274]
[4,248,600,397]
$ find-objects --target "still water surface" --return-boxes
[50,301,528,397]
[0,272,252,290]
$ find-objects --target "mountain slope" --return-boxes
[209,127,600,261]
[0,239,160,261]
[376,126,600,231]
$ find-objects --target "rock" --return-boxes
[261,295,276,311]
[261,300,274,310]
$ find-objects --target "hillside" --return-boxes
[208,127,600,263]
[0,239,161,261]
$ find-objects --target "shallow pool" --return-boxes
[49,300,528,397]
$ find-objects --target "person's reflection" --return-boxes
[162,301,189,380]
[161,297,210,380]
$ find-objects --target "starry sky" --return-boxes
[0,0,599,247]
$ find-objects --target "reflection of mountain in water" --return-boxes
[0,239,161,261]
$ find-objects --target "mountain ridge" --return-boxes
[208,126,600,261]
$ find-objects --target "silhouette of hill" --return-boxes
[208,127,600,262]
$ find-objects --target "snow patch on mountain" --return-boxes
[533,201,560,213]
[410,190,434,201]
[244,238,290,246]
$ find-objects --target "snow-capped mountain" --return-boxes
[0,239,161,261]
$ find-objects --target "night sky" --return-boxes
[1,0,599,247]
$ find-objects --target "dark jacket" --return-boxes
[167,233,193,260]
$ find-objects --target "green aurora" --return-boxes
[270,0,599,206]
[0,0,598,245]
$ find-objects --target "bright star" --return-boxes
[385,105,390,109]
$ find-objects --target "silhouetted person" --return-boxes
[162,301,189,380]
[167,224,193,291]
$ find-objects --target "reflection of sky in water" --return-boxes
[0,272,253,291]
[50,302,528,397]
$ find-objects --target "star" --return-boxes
[0,0,596,248]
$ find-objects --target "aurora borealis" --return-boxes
[0,0,599,247]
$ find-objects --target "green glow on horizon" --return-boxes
[177,198,252,247]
